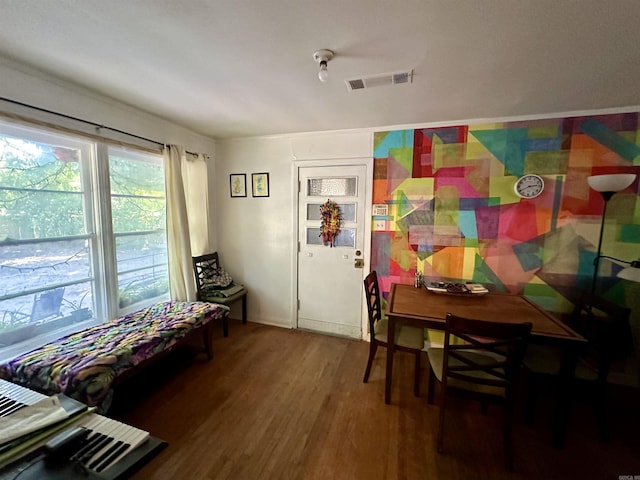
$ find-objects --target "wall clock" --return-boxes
[514,174,544,198]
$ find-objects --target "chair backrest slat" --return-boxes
[192,252,221,296]
[363,271,382,341]
[442,313,532,393]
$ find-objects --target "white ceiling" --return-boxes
[1,1,639,139]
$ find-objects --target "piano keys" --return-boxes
[0,379,46,417]
[0,379,88,423]
[0,379,166,480]
[67,413,150,474]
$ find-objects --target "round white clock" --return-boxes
[514,174,544,198]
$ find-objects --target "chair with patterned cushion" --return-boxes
[427,313,532,470]
[192,252,247,337]
[362,271,425,396]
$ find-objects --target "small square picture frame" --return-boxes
[230,174,247,197]
[252,172,270,197]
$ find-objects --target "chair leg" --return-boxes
[222,315,229,338]
[413,351,421,397]
[524,372,537,426]
[241,294,247,324]
[363,343,378,383]
[202,323,213,360]
[427,367,436,404]
[502,402,515,470]
[595,381,609,442]
[437,387,447,453]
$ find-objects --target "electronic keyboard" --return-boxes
[0,379,166,480]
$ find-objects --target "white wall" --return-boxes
[0,57,217,153]
[215,131,371,327]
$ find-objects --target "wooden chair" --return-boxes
[362,271,425,396]
[192,252,247,337]
[427,313,532,470]
[524,293,632,442]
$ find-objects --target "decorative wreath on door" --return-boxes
[319,199,342,247]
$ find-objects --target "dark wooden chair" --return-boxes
[427,313,532,470]
[524,293,632,442]
[362,271,425,396]
[192,252,247,337]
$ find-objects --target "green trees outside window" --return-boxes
[0,121,168,352]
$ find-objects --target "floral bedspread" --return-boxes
[0,301,228,409]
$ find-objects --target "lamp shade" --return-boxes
[587,174,636,193]
[617,266,640,283]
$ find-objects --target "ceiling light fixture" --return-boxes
[313,49,334,82]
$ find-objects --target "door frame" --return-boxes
[291,158,374,339]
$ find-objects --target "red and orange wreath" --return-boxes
[319,199,342,247]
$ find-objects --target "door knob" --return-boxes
[354,258,364,268]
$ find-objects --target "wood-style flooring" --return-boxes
[112,319,640,480]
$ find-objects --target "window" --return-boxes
[109,148,168,311]
[304,177,359,248]
[0,120,168,359]
[304,202,357,247]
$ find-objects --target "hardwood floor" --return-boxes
[112,320,640,480]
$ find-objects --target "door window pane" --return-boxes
[307,177,357,197]
[305,227,356,247]
[333,228,356,247]
[307,203,356,222]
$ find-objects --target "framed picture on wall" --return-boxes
[252,173,270,197]
[230,174,247,197]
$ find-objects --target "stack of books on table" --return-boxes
[465,283,489,294]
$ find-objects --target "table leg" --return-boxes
[385,315,395,404]
[553,344,578,448]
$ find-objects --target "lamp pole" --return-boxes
[587,173,637,294]
[591,193,613,294]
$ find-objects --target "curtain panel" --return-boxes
[163,145,198,301]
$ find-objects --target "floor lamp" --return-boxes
[587,173,638,293]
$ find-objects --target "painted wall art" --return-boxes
[371,113,640,315]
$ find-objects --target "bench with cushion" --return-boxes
[0,301,228,411]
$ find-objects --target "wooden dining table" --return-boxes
[384,283,586,447]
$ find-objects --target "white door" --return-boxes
[297,164,368,338]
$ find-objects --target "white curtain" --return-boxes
[182,152,211,256]
[163,145,199,301]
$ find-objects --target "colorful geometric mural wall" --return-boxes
[372,113,640,313]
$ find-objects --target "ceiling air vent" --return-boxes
[347,79,365,90]
[345,70,413,92]
[392,72,411,84]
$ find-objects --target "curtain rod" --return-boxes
[0,96,204,158]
